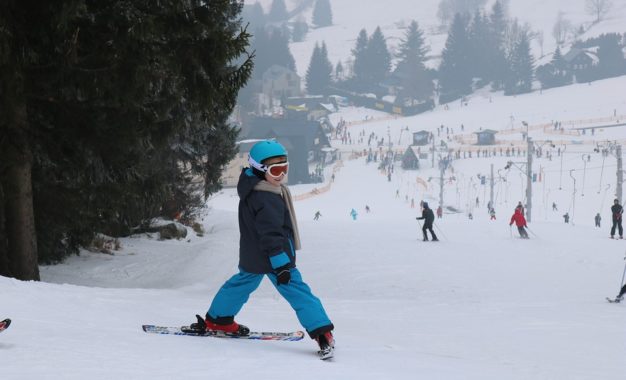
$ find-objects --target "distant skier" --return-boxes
[490,208,496,220]
[563,213,570,224]
[416,202,438,241]
[365,205,371,213]
[594,213,601,228]
[314,211,322,221]
[436,206,443,219]
[517,201,525,216]
[350,208,358,221]
[468,212,473,220]
[610,199,623,239]
[510,205,529,239]
[552,202,558,211]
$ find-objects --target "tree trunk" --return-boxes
[0,184,11,277]
[2,99,40,281]
[0,1,40,280]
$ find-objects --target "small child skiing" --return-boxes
[314,210,322,220]
[350,208,358,220]
[489,208,496,220]
[510,205,529,239]
[190,140,334,359]
[563,212,570,224]
[595,213,601,228]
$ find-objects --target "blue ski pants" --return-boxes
[207,268,332,335]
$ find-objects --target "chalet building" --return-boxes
[262,65,301,99]
[474,129,498,145]
[412,130,431,146]
[402,146,421,170]
[563,48,598,71]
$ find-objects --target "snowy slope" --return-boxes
[2,1,626,379]
[3,153,626,379]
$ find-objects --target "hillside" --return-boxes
[2,2,625,379]
[247,0,626,76]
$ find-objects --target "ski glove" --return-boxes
[275,266,291,286]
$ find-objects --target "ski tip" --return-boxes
[2,318,10,327]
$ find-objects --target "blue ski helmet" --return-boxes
[248,140,287,172]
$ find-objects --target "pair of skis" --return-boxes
[142,323,334,360]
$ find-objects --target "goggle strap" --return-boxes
[248,155,267,172]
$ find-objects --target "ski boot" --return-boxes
[185,314,250,336]
[316,331,335,360]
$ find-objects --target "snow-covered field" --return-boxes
[3,76,626,378]
[2,1,626,379]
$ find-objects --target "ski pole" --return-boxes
[433,222,448,241]
[526,226,539,238]
[619,256,626,292]
[415,218,422,240]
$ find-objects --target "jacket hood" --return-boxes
[237,168,262,199]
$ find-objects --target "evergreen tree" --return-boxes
[268,0,288,22]
[488,1,509,90]
[438,13,472,103]
[366,26,392,86]
[242,2,266,30]
[537,47,570,90]
[292,19,309,42]
[351,29,370,89]
[394,20,433,103]
[550,46,572,86]
[505,32,534,94]
[252,27,296,79]
[0,0,252,277]
[313,0,333,27]
[468,11,492,84]
[306,42,333,94]
[596,33,625,79]
[335,61,344,81]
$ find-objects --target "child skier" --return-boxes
[509,206,529,239]
[350,208,358,220]
[190,140,334,359]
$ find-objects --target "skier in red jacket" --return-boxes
[509,206,529,239]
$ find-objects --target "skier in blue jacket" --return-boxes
[189,140,334,357]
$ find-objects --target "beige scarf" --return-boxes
[254,181,302,250]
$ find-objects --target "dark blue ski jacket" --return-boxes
[236,168,297,274]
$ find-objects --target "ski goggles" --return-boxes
[266,161,289,178]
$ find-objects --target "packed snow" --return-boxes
[3,71,626,379]
[3,1,626,379]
